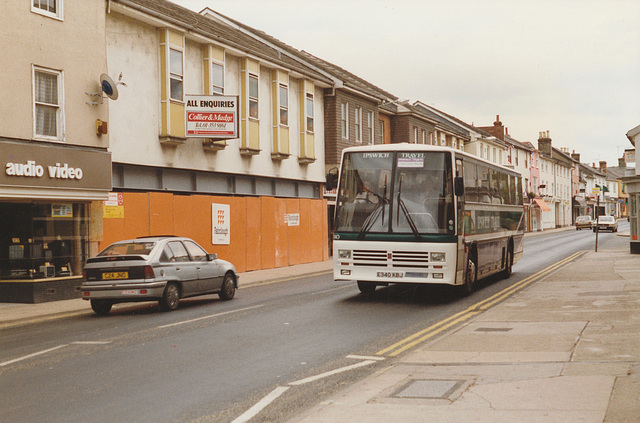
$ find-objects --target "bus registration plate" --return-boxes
[377,271,403,278]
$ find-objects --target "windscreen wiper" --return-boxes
[396,175,420,238]
[357,175,388,239]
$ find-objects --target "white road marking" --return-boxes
[0,345,68,367]
[289,360,377,386]
[71,341,112,345]
[231,386,290,423]
[346,354,386,361]
[157,304,264,329]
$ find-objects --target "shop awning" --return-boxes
[534,198,552,212]
[574,197,587,207]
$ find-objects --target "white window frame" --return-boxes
[305,92,314,133]
[279,83,288,126]
[354,106,362,143]
[366,111,374,144]
[169,48,184,102]
[210,60,224,95]
[33,65,64,141]
[341,102,349,139]
[412,127,418,144]
[32,0,63,20]
[249,73,259,120]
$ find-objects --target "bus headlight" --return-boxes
[338,249,352,259]
[431,252,446,262]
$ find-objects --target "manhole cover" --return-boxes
[393,379,465,399]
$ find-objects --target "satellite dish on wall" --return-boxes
[100,73,119,100]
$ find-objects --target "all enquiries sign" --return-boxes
[186,95,239,139]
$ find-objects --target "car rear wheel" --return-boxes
[90,299,113,315]
[159,282,180,311]
[218,273,236,301]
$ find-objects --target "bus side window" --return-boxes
[499,172,510,204]
[509,175,517,205]
[463,161,478,202]
[478,165,491,203]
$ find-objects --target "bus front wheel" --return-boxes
[357,281,377,295]
[459,256,477,297]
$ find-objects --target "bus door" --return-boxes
[455,158,466,283]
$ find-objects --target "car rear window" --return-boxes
[98,242,156,256]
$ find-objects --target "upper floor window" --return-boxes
[377,119,384,144]
[210,62,224,94]
[354,107,362,143]
[306,92,314,132]
[32,0,63,20]
[367,111,374,144]
[169,48,183,101]
[279,84,288,126]
[249,74,259,119]
[341,102,348,139]
[412,127,418,144]
[33,66,63,140]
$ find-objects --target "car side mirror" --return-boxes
[454,176,464,196]
[208,253,218,261]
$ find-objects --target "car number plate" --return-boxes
[122,290,139,295]
[102,271,128,280]
[377,271,404,278]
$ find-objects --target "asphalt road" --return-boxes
[0,222,629,423]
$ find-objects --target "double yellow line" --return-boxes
[376,250,588,357]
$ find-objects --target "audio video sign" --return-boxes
[185,95,239,139]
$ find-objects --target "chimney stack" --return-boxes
[599,161,607,173]
[537,130,552,156]
[619,156,626,167]
[571,152,581,162]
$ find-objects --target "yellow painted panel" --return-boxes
[168,30,184,47]
[279,127,290,155]
[271,78,279,127]
[160,47,167,100]
[161,101,168,134]
[246,59,259,74]
[208,45,224,62]
[170,102,185,137]
[305,133,315,158]
[249,120,260,150]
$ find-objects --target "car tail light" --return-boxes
[144,265,155,279]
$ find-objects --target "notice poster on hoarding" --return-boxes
[186,95,239,139]
[212,204,230,245]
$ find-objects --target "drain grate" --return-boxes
[475,327,513,332]
[393,379,465,399]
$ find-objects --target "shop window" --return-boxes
[0,202,88,279]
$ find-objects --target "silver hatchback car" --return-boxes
[81,236,239,315]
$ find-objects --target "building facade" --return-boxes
[0,1,112,302]
[104,0,333,273]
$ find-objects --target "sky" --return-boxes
[172,0,640,167]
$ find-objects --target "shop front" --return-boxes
[0,139,111,302]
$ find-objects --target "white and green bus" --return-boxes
[333,144,524,295]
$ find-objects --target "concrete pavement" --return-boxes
[290,241,640,422]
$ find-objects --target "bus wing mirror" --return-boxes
[455,176,464,196]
